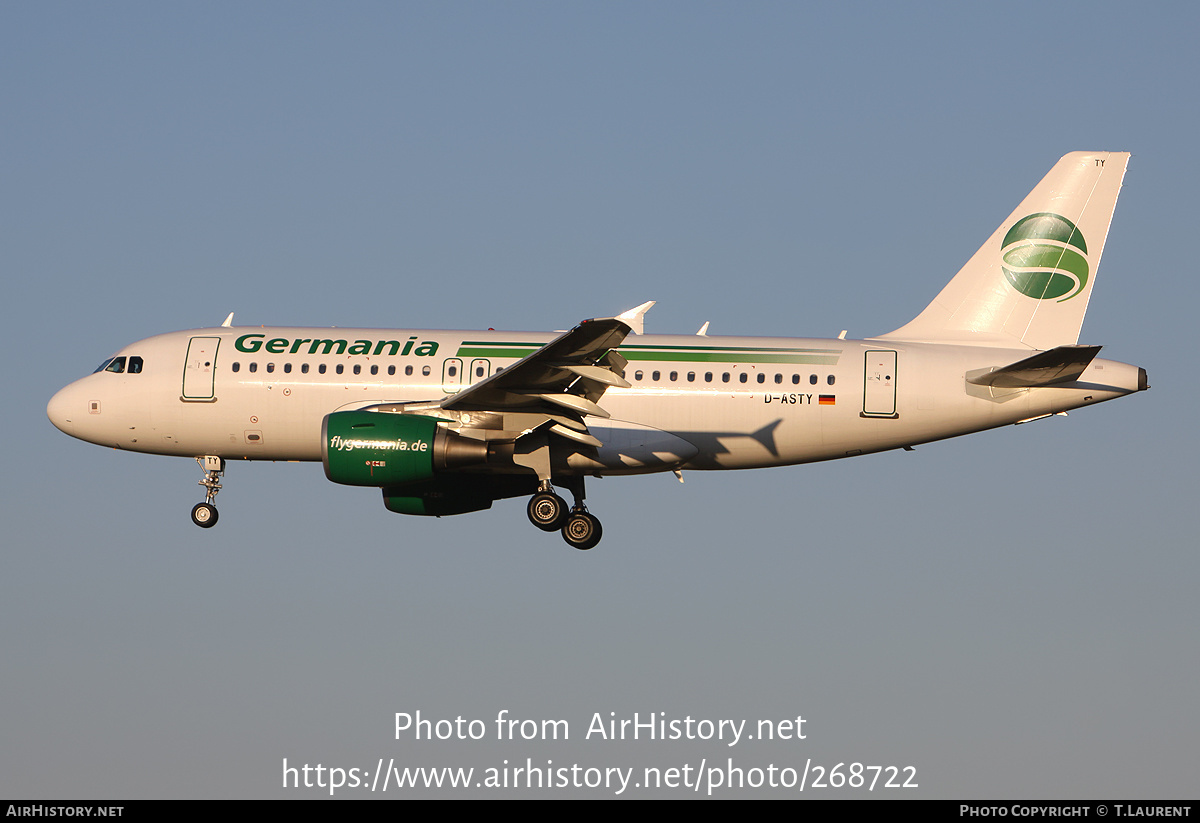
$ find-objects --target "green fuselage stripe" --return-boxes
[621,351,840,364]
[457,341,841,365]
[620,344,839,354]
[459,341,542,347]
[456,347,540,359]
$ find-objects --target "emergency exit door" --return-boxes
[182,337,220,401]
[863,350,897,417]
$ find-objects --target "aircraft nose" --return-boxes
[47,384,78,436]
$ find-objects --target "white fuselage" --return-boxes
[47,325,1143,473]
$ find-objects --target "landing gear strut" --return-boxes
[526,476,603,550]
[192,455,224,529]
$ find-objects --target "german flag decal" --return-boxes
[819,395,836,405]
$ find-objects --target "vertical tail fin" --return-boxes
[879,151,1129,350]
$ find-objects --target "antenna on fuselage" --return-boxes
[221,312,234,327]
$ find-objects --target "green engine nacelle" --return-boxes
[382,487,495,516]
[322,410,487,487]
[383,475,538,517]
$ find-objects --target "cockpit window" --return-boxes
[104,357,127,374]
[93,358,113,374]
[128,356,143,374]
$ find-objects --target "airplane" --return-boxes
[47,151,1148,550]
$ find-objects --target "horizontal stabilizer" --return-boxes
[966,345,1102,388]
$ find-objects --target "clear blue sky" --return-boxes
[4,1,1194,797]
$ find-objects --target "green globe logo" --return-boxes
[1001,212,1089,301]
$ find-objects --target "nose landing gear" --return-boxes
[191,455,224,529]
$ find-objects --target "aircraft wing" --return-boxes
[440,305,650,419]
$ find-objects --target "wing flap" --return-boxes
[559,364,632,388]
[533,393,611,418]
[548,423,603,447]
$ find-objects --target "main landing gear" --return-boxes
[525,478,603,550]
[191,455,224,529]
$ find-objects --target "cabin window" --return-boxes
[248,363,258,373]
[405,365,414,376]
[809,374,818,385]
[827,374,836,385]
[336,364,344,375]
[388,365,395,376]
[669,371,678,382]
[370,365,378,376]
[757,373,765,384]
[422,366,431,376]
[687,371,695,382]
[301,364,309,374]
[722,373,730,383]
[283,363,292,373]
[318,364,327,374]
[652,370,661,381]
[266,363,275,373]
[774,373,782,384]
[448,364,457,377]
[792,374,800,384]
[353,365,361,375]
[705,372,713,382]
[739,373,748,383]
[635,370,643,381]
[231,362,240,373]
